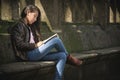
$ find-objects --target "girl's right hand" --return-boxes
[36,41,43,47]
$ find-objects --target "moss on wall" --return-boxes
[61,24,83,53]
[0,21,14,33]
[1,20,120,55]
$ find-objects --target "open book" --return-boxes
[43,33,59,43]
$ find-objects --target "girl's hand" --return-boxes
[36,41,43,47]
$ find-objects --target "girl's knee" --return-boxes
[58,52,67,60]
[53,37,61,42]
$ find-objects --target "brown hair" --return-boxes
[21,5,42,40]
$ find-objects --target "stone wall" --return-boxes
[1,0,119,30]
[62,23,120,52]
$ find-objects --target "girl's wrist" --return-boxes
[35,44,38,48]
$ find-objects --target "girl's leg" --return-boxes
[27,37,68,60]
[27,36,82,66]
[41,52,67,80]
[39,37,68,55]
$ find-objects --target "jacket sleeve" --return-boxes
[11,23,37,51]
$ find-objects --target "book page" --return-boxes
[43,33,59,43]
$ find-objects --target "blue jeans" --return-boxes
[27,37,68,80]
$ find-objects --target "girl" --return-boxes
[11,5,82,80]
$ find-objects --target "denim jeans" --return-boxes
[27,37,68,80]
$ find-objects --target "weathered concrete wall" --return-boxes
[64,52,120,80]
[62,23,120,52]
[40,0,64,29]
[93,0,109,25]
[71,0,92,23]
[1,0,118,30]
[1,0,12,20]
[0,34,15,64]
[0,0,1,20]
[11,0,19,20]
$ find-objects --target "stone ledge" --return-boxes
[0,47,120,80]
[0,61,55,74]
[1,47,120,74]
[70,47,120,64]
[71,47,120,57]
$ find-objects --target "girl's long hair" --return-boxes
[21,5,42,41]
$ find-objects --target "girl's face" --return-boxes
[26,11,38,24]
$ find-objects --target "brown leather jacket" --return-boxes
[10,20,41,61]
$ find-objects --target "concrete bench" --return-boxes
[0,33,57,80]
[0,61,56,80]
[0,33,120,80]
[64,47,120,80]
